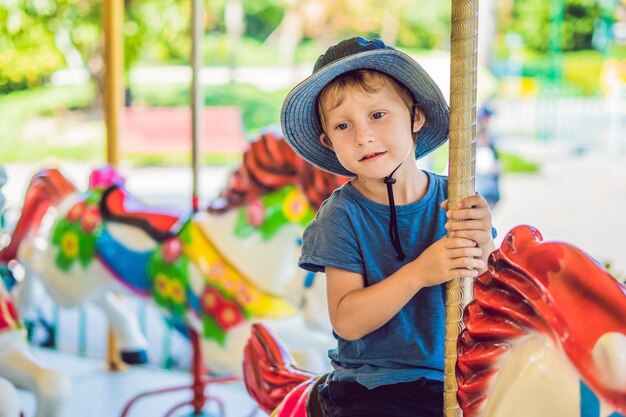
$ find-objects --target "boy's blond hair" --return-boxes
[316,69,422,139]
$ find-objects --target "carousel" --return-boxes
[0,0,624,417]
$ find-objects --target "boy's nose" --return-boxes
[355,123,375,146]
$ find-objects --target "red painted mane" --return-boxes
[0,169,76,264]
[207,130,347,213]
[457,225,626,416]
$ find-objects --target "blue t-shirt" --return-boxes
[299,170,448,389]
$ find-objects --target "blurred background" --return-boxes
[2,0,626,159]
[1,0,625,373]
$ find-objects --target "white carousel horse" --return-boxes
[0,280,71,417]
[242,225,626,417]
[0,131,344,377]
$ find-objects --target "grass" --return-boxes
[499,152,540,173]
[429,145,540,175]
[0,140,102,163]
[0,83,95,120]
[0,84,102,163]
[124,152,241,167]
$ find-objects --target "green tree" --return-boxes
[509,0,601,52]
[0,0,189,97]
[0,0,65,93]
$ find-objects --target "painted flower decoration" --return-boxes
[199,286,245,344]
[246,199,265,227]
[233,185,314,240]
[162,237,183,264]
[66,202,85,222]
[81,205,102,233]
[214,300,244,329]
[235,281,258,305]
[51,194,102,271]
[283,189,309,223]
[60,231,80,260]
[148,239,190,318]
[201,287,221,313]
[153,272,187,317]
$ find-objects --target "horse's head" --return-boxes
[200,129,347,297]
[0,169,77,265]
[458,225,626,417]
[208,129,347,216]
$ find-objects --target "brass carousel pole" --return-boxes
[444,0,479,415]
[191,0,204,212]
[103,0,123,167]
[103,0,125,371]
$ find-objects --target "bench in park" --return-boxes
[120,107,247,154]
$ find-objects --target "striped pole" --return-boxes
[444,0,479,415]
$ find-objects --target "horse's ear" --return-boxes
[502,225,543,255]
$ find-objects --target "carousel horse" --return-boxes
[242,225,626,417]
[0,279,71,417]
[0,130,346,378]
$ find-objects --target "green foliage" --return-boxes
[399,1,450,49]
[0,2,65,93]
[509,0,602,52]
[243,0,283,41]
[0,0,457,96]
[563,0,602,50]
[0,0,189,94]
[607,44,626,59]
[499,152,540,174]
[125,153,240,167]
[127,0,190,66]
[201,34,324,66]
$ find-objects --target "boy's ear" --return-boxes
[412,108,426,133]
[319,133,334,150]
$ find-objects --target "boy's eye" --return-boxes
[335,122,349,130]
[372,112,385,119]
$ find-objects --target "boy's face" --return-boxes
[318,81,425,181]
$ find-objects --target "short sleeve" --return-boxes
[299,217,364,275]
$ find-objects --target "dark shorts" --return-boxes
[318,378,443,417]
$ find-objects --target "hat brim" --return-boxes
[281,49,450,177]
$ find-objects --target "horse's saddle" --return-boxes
[100,185,187,242]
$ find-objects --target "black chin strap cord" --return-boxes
[384,164,405,261]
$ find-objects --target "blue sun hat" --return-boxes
[281,37,450,178]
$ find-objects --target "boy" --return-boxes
[281,37,495,417]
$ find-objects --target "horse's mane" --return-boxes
[0,169,76,264]
[457,225,626,417]
[207,130,348,213]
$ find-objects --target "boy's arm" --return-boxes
[326,236,483,341]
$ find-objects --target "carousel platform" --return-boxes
[17,348,263,417]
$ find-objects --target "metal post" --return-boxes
[191,0,204,212]
[102,0,123,166]
[445,0,479,415]
[102,0,126,371]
